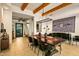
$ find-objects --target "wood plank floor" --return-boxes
[0,37,37,56]
[0,37,79,56]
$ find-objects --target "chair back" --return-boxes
[74,36,79,41]
[33,38,39,46]
[28,37,33,43]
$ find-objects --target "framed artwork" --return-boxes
[53,16,75,33]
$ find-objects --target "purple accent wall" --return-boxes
[53,16,75,33]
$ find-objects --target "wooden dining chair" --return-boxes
[28,36,34,49]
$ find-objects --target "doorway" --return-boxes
[15,23,23,37]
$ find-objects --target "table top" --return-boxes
[33,35,64,45]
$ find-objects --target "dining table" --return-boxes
[33,34,65,54]
[33,34,65,45]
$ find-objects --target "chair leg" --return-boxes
[28,43,31,48]
[76,41,77,46]
[31,46,33,50]
[37,48,40,56]
[58,44,62,54]
[29,44,33,50]
[34,47,36,53]
[42,51,45,56]
[28,43,30,47]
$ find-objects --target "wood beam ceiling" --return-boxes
[42,3,72,16]
[33,3,50,14]
[21,3,29,11]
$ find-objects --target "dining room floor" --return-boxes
[0,37,79,56]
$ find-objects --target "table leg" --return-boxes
[58,43,62,54]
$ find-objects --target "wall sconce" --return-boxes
[48,28,49,30]
[43,27,45,29]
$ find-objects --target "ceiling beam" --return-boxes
[42,3,72,16]
[21,3,28,11]
[33,3,50,14]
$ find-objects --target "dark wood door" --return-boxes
[15,23,23,37]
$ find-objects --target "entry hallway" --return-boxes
[0,37,79,56]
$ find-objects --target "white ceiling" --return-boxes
[37,3,62,14]
[11,3,62,12]
[11,3,42,11]
[1,3,76,21]
[12,12,33,21]
[27,3,42,11]
[44,3,62,12]
[12,3,22,7]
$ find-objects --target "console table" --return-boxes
[0,35,9,51]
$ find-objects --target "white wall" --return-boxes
[12,19,35,37]
[12,5,34,36]
[1,3,79,43]
[0,8,2,30]
[33,13,42,34]
[34,4,79,37]
[0,8,2,21]
[12,20,24,37]
[2,9,12,44]
[49,4,79,36]
[75,15,79,35]
[12,5,33,17]
[0,4,34,44]
[41,21,52,34]
[12,20,29,37]
[23,21,29,35]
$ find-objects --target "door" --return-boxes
[15,23,23,37]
